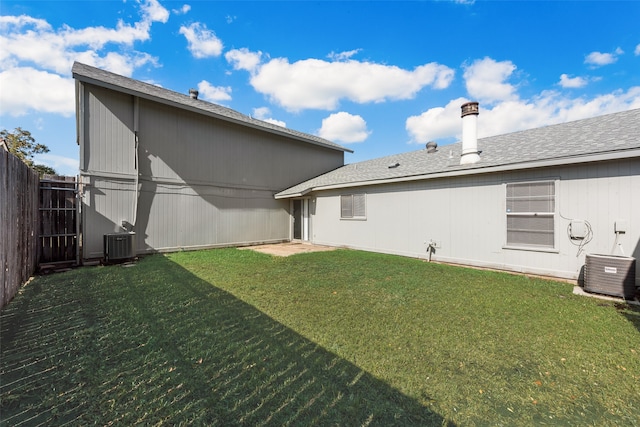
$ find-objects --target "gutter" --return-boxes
[274,188,312,199]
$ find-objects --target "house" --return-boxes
[73,62,638,289]
[72,62,351,260]
[276,103,640,287]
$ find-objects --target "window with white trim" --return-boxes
[341,194,366,219]
[506,181,555,248]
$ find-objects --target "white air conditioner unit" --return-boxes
[584,254,636,299]
[104,232,135,262]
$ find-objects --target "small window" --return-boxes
[506,181,555,248]
[341,194,366,219]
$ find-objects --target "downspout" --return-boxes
[132,96,140,229]
[76,80,84,265]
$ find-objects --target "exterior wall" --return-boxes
[79,83,344,259]
[81,86,136,175]
[310,158,640,284]
[135,99,342,190]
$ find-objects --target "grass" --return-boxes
[1,248,639,426]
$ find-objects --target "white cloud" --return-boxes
[0,67,75,116]
[253,107,271,118]
[252,107,286,127]
[97,51,158,76]
[635,44,640,56]
[225,48,263,73]
[179,22,223,58]
[481,88,640,137]
[0,15,50,32]
[261,118,286,127]
[558,73,588,89]
[463,57,518,104]
[406,88,640,144]
[585,52,615,66]
[33,153,78,176]
[0,0,167,117]
[140,0,170,24]
[173,4,191,15]
[318,112,370,143]
[407,55,640,143]
[585,48,623,67]
[60,23,151,50]
[328,49,361,61]
[406,97,469,143]
[237,52,454,111]
[197,80,232,102]
[0,13,160,75]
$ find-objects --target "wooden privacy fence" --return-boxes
[1,149,39,309]
[39,176,78,267]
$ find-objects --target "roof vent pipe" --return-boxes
[189,88,199,99]
[460,101,480,165]
[426,141,438,153]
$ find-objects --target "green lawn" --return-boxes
[1,249,639,426]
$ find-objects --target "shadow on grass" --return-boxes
[615,302,640,335]
[1,255,449,426]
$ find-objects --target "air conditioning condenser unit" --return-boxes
[104,232,135,262]
[584,254,636,299]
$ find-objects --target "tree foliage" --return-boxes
[32,164,58,176]
[1,127,57,176]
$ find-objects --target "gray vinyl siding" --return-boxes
[81,177,136,258]
[136,100,340,189]
[79,82,343,259]
[310,158,640,284]
[134,182,289,254]
[83,86,136,175]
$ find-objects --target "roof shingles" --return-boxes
[277,108,640,197]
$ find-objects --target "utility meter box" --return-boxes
[614,220,628,233]
[569,220,587,240]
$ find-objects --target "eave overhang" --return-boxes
[274,147,640,199]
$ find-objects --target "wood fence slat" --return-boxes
[1,150,7,308]
[1,150,39,309]
[1,159,78,309]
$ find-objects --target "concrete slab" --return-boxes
[573,286,640,306]
[239,242,338,257]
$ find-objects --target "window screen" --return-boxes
[506,181,555,248]
[341,194,366,219]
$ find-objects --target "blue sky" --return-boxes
[1,0,639,176]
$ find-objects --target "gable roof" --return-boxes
[72,62,352,153]
[276,107,640,198]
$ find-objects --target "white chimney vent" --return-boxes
[460,101,480,165]
[189,88,199,99]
